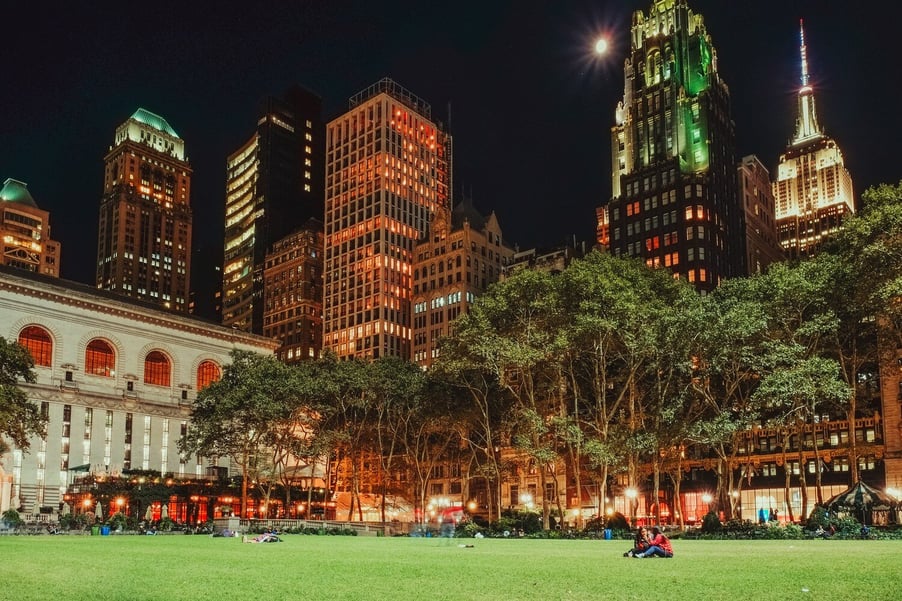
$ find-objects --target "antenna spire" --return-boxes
[799,19,809,87]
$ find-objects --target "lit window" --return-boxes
[196,360,221,391]
[144,351,171,387]
[18,326,52,367]
[85,339,115,377]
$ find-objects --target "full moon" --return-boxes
[595,38,609,55]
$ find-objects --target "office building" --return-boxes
[323,78,450,359]
[222,87,324,334]
[0,178,61,277]
[412,196,513,368]
[737,155,783,274]
[598,0,743,292]
[773,21,854,258]
[96,109,192,311]
[263,218,324,364]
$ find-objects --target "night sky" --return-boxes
[2,1,899,287]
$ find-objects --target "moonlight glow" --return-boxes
[594,37,609,55]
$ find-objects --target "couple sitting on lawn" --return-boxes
[623,526,673,558]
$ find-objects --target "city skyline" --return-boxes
[2,1,899,287]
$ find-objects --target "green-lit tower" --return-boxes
[597,0,742,291]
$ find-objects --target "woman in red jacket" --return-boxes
[636,526,673,558]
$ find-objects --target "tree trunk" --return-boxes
[797,424,809,521]
[781,430,795,523]
[812,420,824,506]
[848,401,859,484]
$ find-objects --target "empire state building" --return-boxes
[773,20,854,258]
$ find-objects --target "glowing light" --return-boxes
[594,37,609,55]
[624,488,637,499]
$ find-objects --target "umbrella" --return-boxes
[161,504,168,520]
[95,502,103,520]
[61,502,71,516]
[145,505,153,521]
[824,481,897,525]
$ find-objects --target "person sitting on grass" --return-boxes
[635,526,673,558]
[624,527,651,557]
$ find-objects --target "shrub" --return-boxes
[108,511,128,531]
[605,512,629,531]
[2,509,24,528]
[701,511,722,534]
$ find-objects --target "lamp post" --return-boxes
[702,492,713,517]
[625,488,638,526]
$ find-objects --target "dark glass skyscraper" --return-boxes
[597,0,742,292]
[222,87,324,333]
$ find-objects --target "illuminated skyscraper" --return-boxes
[324,78,450,360]
[96,109,192,311]
[222,87,324,333]
[598,0,743,292]
[0,178,61,277]
[773,20,854,259]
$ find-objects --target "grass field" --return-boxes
[1,535,896,601]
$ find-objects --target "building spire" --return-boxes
[793,18,822,144]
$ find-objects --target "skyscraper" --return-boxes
[773,20,854,259]
[0,178,61,277]
[96,109,192,311]
[222,87,324,334]
[598,0,743,292]
[323,78,450,360]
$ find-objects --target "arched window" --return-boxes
[144,351,171,387]
[85,339,115,377]
[18,326,53,367]
[196,360,221,391]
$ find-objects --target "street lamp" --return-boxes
[701,493,713,514]
[625,488,638,526]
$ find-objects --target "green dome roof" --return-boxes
[131,108,179,137]
[0,178,38,208]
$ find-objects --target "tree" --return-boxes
[815,183,902,481]
[314,355,376,521]
[690,277,772,519]
[178,349,299,518]
[370,356,429,522]
[0,336,45,455]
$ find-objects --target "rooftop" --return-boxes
[130,108,180,138]
[0,178,38,208]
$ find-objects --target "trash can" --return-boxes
[91,526,100,536]
[100,525,111,536]
[603,528,612,540]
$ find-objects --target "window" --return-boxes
[18,326,52,366]
[85,339,115,377]
[196,360,221,390]
[144,351,171,387]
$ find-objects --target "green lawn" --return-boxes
[1,535,896,600]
